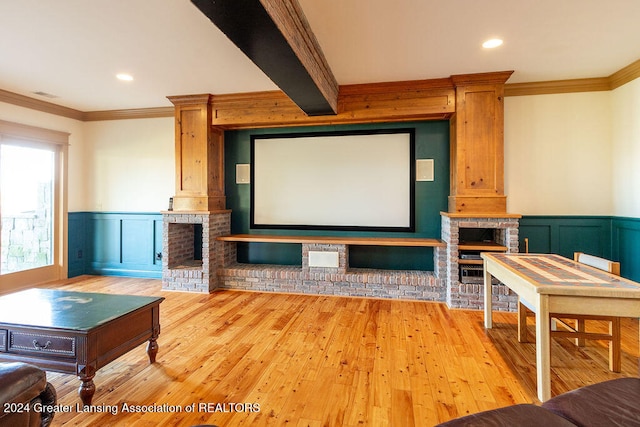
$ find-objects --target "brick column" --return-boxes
[441,213,520,310]
[302,243,348,275]
[162,210,231,293]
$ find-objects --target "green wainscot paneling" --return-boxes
[519,216,612,259]
[612,217,640,281]
[68,212,89,278]
[68,212,162,278]
[519,215,640,282]
[68,214,639,281]
[90,216,121,265]
[224,120,449,271]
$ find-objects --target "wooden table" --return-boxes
[481,253,640,402]
[0,288,164,405]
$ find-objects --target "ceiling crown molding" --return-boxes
[82,107,174,121]
[609,58,640,90]
[0,88,83,121]
[504,58,640,96]
[1,60,639,121]
[504,77,610,97]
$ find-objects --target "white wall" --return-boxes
[504,91,613,215]
[611,78,640,218]
[0,103,174,213]
[4,78,639,218]
[82,117,174,212]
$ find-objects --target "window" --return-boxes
[1,143,55,273]
[0,120,68,289]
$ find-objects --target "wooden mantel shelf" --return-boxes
[441,212,522,219]
[217,234,445,247]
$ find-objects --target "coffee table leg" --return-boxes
[78,366,96,405]
[147,337,159,363]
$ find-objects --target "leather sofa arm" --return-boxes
[39,383,57,427]
[0,362,47,408]
[0,362,57,427]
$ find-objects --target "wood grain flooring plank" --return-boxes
[27,276,638,426]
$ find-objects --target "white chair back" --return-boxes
[574,252,620,275]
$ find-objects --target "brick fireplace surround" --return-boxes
[163,73,516,308]
[162,211,232,293]
[441,214,520,310]
[162,211,520,310]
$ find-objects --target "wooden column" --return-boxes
[449,71,513,214]
[168,94,225,211]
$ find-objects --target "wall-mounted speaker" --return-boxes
[236,164,250,184]
[416,159,434,181]
[308,251,339,268]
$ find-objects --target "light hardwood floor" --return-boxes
[30,276,639,426]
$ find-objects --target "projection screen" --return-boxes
[250,129,415,231]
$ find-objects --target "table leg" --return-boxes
[147,337,159,363]
[535,294,551,402]
[77,365,96,406]
[484,262,493,328]
[517,301,530,343]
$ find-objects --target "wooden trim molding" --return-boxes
[0,88,84,121]
[609,58,640,90]
[0,119,70,145]
[441,211,522,219]
[451,70,514,86]
[1,59,639,121]
[210,79,455,129]
[504,58,640,96]
[0,89,174,121]
[504,78,611,97]
[82,107,174,121]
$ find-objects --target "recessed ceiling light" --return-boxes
[116,73,134,81]
[482,39,503,49]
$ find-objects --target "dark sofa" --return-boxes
[436,377,640,427]
[0,362,57,427]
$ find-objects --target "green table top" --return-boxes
[0,288,164,331]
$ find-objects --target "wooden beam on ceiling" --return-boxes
[191,0,338,116]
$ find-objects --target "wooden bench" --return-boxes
[216,234,445,247]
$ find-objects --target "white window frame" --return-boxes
[0,120,69,292]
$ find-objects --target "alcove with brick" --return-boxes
[162,71,520,309]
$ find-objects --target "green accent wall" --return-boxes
[612,217,640,280]
[224,121,451,270]
[519,216,640,281]
[519,216,612,258]
[68,212,162,278]
[67,213,640,281]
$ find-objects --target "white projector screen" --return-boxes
[250,129,415,231]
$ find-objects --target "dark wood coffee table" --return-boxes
[0,288,164,405]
